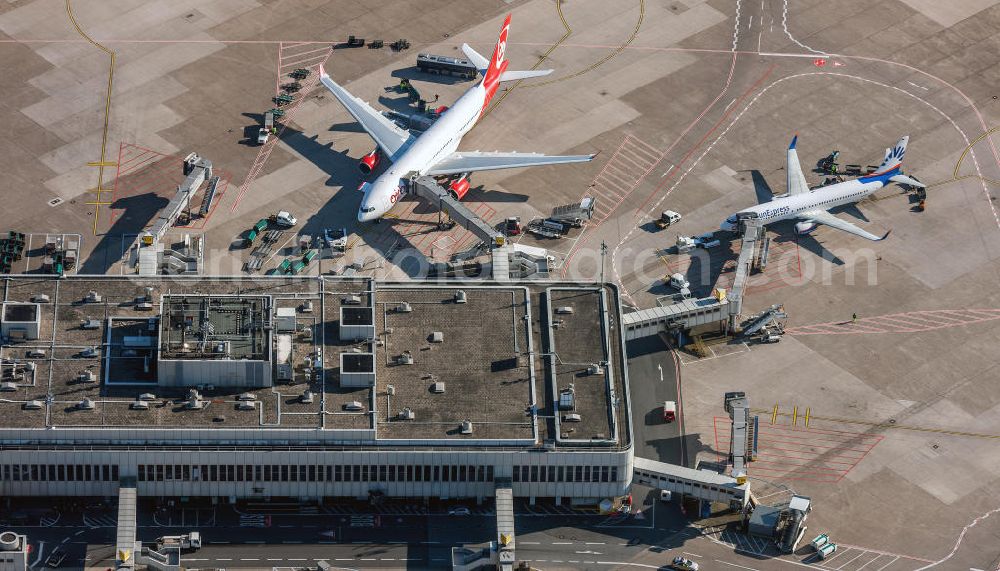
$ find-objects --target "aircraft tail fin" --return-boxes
[480,14,511,97]
[461,43,489,74]
[873,136,908,174]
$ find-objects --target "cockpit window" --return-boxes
[725,215,738,224]
[361,206,376,213]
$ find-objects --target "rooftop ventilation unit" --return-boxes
[430,381,446,394]
[429,331,444,343]
[32,294,50,303]
[555,306,574,314]
[85,291,102,303]
[236,401,257,411]
[386,384,395,396]
[186,398,205,410]
[395,353,414,365]
[77,370,96,383]
[301,390,314,404]
[454,290,467,304]
[587,363,603,375]
[78,398,96,411]
[138,393,156,401]
[23,400,42,410]
[300,300,314,313]
[460,420,473,435]
[343,401,363,411]
[342,295,362,305]
[238,392,256,401]
[562,413,582,423]
[395,302,413,313]
[187,389,202,400]
[0,381,17,392]
[558,385,575,410]
[26,348,45,358]
[135,301,153,311]
[79,347,98,358]
[81,319,101,330]
[398,407,415,420]
[130,400,149,410]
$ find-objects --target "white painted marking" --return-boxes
[240,558,260,561]
[836,551,868,570]
[725,97,738,110]
[875,556,899,571]
[30,541,45,568]
[716,560,761,571]
[907,81,928,91]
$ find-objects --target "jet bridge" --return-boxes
[409,176,503,246]
[143,153,212,246]
[621,218,770,340]
[115,477,137,569]
[494,479,516,571]
[632,456,749,509]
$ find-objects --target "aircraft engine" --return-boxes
[448,174,471,200]
[794,220,818,235]
[359,149,381,174]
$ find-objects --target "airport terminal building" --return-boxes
[0,276,633,504]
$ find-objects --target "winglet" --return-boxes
[878,229,892,241]
[319,63,327,77]
[789,134,798,150]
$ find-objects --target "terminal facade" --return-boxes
[0,276,633,504]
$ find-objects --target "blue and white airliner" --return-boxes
[720,135,924,241]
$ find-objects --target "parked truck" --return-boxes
[257,111,275,145]
[157,531,201,550]
[655,210,681,229]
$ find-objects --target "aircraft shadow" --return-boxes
[769,221,845,266]
[78,193,168,275]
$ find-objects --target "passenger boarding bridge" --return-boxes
[622,218,770,340]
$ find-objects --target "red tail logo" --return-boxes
[481,14,511,110]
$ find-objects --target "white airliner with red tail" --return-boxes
[319,14,595,222]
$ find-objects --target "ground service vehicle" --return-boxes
[257,111,274,144]
[667,273,691,297]
[157,531,202,550]
[656,210,681,229]
[271,211,297,227]
[663,401,677,423]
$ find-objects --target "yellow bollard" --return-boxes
[792,405,799,426]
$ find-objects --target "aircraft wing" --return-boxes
[318,65,413,159]
[798,210,890,241]
[786,135,810,196]
[425,151,595,176]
